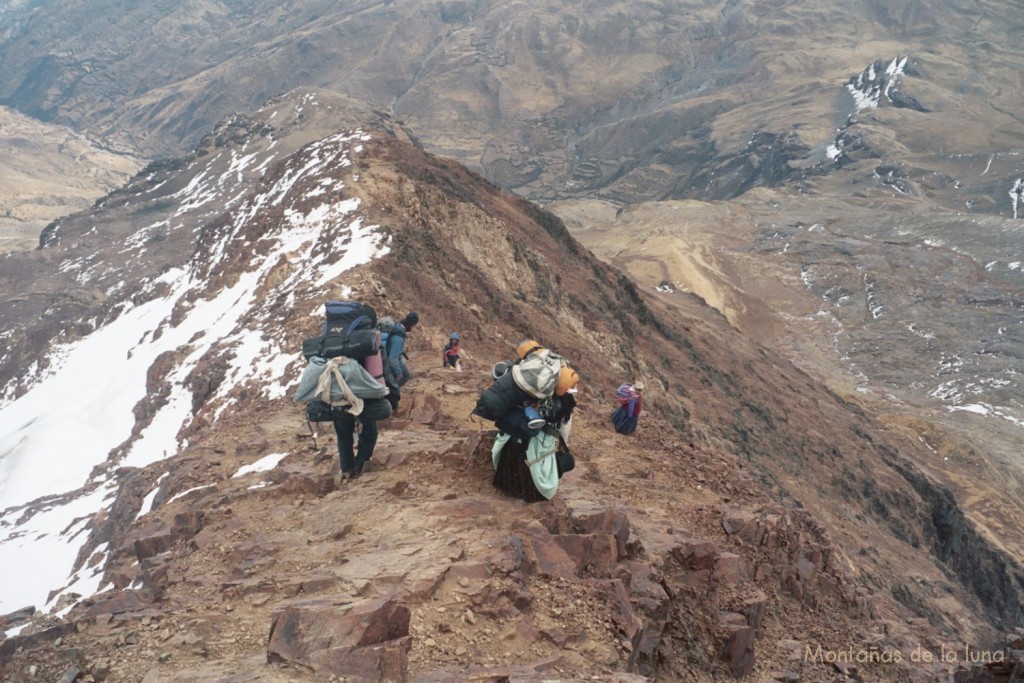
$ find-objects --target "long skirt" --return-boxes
[611,405,638,434]
[492,436,545,503]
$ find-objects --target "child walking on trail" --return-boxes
[442,332,463,372]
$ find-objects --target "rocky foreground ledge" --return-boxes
[0,363,1014,683]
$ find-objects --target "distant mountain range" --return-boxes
[1,0,1021,210]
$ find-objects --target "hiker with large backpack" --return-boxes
[472,340,580,502]
[378,311,419,387]
[611,380,644,435]
[294,301,393,484]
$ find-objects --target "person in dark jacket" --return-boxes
[490,360,580,502]
[334,398,391,483]
[383,311,418,385]
[293,355,393,485]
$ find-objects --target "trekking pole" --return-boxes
[306,417,319,451]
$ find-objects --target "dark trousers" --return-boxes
[332,398,391,474]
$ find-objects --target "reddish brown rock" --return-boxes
[796,557,817,584]
[82,589,150,617]
[541,626,568,647]
[817,574,841,601]
[373,430,472,470]
[427,497,497,519]
[267,469,333,496]
[719,611,748,627]
[724,625,756,678]
[297,575,338,595]
[608,579,643,643]
[171,511,205,536]
[675,538,718,571]
[572,508,633,560]
[504,619,541,643]
[393,393,441,425]
[722,510,761,544]
[445,654,563,682]
[132,529,177,562]
[0,605,35,629]
[226,546,276,581]
[445,561,492,582]
[235,438,268,457]
[139,556,171,599]
[618,561,670,662]
[309,637,411,681]
[832,660,857,678]
[552,533,619,576]
[220,577,276,598]
[0,623,77,662]
[522,521,578,579]
[672,568,714,590]
[130,510,206,562]
[267,595,411,678]
[714,552,745,585]
[743,592,767,634]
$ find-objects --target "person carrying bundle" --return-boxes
[611,380,644,435]
[472,340,580,502]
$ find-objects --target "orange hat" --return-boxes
[555,366,580,396]
[517,339,542,359]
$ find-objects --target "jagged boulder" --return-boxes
[267,595,412,679]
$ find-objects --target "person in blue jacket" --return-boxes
[382,311,419,386]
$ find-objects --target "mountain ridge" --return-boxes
[2,92,1023,680]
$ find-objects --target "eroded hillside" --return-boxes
[0,105,139,251]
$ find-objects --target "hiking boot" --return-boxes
[334,470,355,488]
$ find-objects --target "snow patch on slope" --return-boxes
[0,130,387,615]
[846,56,908,113]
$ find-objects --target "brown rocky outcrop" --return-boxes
[267,596,411,678]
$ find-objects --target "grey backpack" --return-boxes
[511,349,562,399]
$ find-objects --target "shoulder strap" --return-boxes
[344,315,368,335]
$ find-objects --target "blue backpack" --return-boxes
[323,301,375,335]
[377,316,406,358]
[301,301,379,360]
